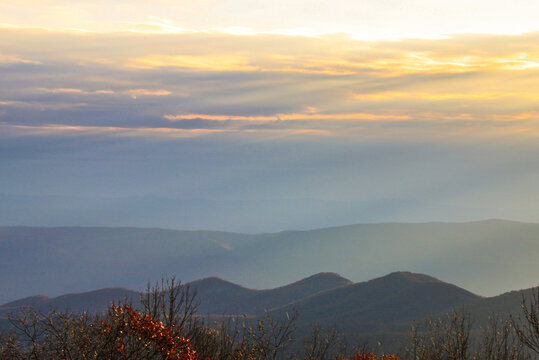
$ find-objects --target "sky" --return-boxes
[1,1,538,231]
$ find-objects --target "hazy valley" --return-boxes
[1,220,538,305]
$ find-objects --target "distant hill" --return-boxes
[0,273,351,319]
[1,220,538,304]
[0,288,140,319]
[463,286,538,327]
[194,272,352,315]
[268,272,481,334]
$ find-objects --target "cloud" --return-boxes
[165,112,411,122]
[125,16,188,34]
[0,123,227,137]
[352,91,539,101]
[35,88,115,95]
[31,88,175,99]
[126,55,259,72]
[0,53,41,64]
[125,89,172,98]
[0,122,333,139]
[0,100,88,110]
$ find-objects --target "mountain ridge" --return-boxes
[1,220,538,303]
[1,271,536,343]
[0,272,352,318]
[267,271,481,334]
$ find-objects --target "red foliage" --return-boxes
[102,305,197,360]
[332,351,400,360]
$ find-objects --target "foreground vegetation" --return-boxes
[0,278,537,360]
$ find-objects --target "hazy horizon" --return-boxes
[1,195,538,233]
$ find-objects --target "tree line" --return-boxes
[1,277,537,360]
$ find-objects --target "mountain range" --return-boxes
[5,193,531,234]
[1,220,538,304]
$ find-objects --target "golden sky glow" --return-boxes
[0,10,538,140]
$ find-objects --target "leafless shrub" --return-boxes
[139,276,199,331]
[3,307,122,359]
[301,325,340,360]
[478,314,530,360]
[510,287,539,355]
[235,311,298,360]
[403,309,471,360]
